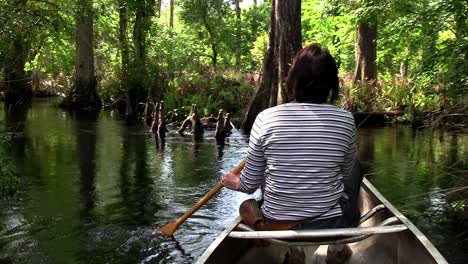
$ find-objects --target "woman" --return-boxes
[221,44,360,262]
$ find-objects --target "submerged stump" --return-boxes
[150,102,160,133]
[215,109,225,144]
[177,104,204,140]
[223,113,234,136]
[157,101,167,138]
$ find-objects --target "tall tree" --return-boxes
[242,0,279,133]
[170,0,174,29]
[275,0,302,104]
[353,20,377,86]
[62,0,101,111]
[235,0,241,72]
[351,0,378,112]
[119,0,130,105]
[241,0,302,133]
[180,0,230,72]
[127,0,155,119]
[3,0,32,106]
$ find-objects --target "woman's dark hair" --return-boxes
[286,44,339,104]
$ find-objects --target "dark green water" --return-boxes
[0,99,466,264]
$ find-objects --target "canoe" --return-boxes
[196,178,448,264]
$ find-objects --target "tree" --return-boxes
[127,0,155,119]
[2,0,33,106]
[61,0,101,111]
[241,0,302,133]
[353,20,377,86]
[275,0,302,104]
[119,0,130,108]
[180,0,232,72]
[235,0,241,72]
[241,0,277,133]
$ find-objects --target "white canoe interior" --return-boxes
[196,179,448,264]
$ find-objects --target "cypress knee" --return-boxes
[157,101,167,138]
[150,102,160,133]
[215,109,225,144]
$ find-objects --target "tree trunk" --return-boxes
[170,0,174,29]
[353,21,377,86]
[4,36,32,106]
[119,0,129,101]
[241,0,277,133]
[128,0,154,119]
[201,14,217,71]
[156,0,162,17]
[3,0,32,106]
[353,21,377,111]
[235,0,241,72]
[276,0,302,105]
[61,0,101,111]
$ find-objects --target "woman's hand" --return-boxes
[221,171,240,191]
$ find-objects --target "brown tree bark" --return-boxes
[276,0,302,105]
[241,0,301,133]
[353,21,377,112]
[61,0,101,111]
[178,104,203,140]
[241,0,277,133]
[215,109,225,144]
[353,21,377,86]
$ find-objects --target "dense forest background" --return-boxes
[0,0,466,129]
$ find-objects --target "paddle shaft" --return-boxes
[162,159,246,235]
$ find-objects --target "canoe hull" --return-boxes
[196,179,447,264]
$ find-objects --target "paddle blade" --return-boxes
[159,222,177,237]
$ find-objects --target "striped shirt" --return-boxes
[238,103,356,221]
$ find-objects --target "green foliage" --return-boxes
[302,0,467,122]
[164,71,252,121]
[1,0,465,125]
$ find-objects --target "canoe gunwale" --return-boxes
[228,216,405,246]
[195,217,243,264]
[195,178,449,264]
[361,178,448,264]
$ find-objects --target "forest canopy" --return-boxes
[0,0,466,127]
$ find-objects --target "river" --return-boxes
[0,99,466,263]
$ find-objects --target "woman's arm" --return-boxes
[222,114,266,193]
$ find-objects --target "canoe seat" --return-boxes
[228,204,407,247]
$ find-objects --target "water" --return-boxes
[0,99,466,264]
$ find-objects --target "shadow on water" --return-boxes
[118,123,157,226]
[72,111,98,222]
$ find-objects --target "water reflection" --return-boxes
[0,100,466,264]
[118,124,155,225]
[72,111,99,222]
[357,127,467,263]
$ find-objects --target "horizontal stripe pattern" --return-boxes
[238,103,356,221]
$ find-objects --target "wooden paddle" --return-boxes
[158,159,247,237]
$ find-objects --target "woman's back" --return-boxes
[240,102,356,221]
